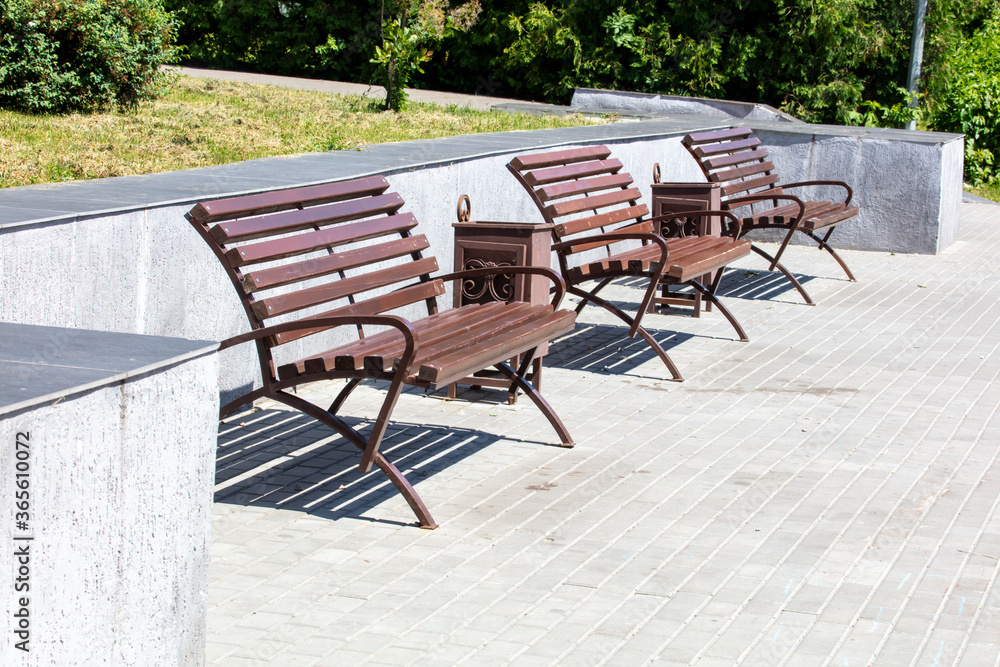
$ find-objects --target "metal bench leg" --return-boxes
[273,389,438,529]
[805,229,857,281]
[690,279,749,342]
[770,225,799,272]
[751,245,815,305]
[494,357,574,448]
[567,286,684,381]
[575,278,614,315]
[219,387,267,418]
[328,378,363,415]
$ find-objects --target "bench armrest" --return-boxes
[648,209,744,240]
[436,265,568,309]
[779,180,853,206]
[219,314,418,361]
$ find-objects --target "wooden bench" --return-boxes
[186,176,577,529]
[682,126,860,304]
[507,145,753,382]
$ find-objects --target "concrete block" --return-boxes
[0,324,218,666]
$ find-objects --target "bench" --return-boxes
[186,176,577,529]
[507,145,753,382]
[682,126,860,304]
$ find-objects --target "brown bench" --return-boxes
[507,145,753,382]
[186,176,577,529]
[682,126,860,304]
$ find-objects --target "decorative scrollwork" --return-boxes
[658,215,701,238]
[462,258,515,303]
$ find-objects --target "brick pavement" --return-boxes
[207,202,1000,666]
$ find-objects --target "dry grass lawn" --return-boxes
[0,75,602,189]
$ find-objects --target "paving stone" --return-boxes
[203,205,1000,664]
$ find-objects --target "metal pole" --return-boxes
[906,0,929,131]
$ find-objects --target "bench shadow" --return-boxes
[614,268,816,305]
[213,394,526,526]
[714,267,817,303]
[544,321,694,377]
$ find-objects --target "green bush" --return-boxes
[372,1,481,111]
[0,0,178,113]
[928,4,1000,185]
[163,0,384,82]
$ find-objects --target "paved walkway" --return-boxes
[207,202,1000,666]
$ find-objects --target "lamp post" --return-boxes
[906,0,929,131]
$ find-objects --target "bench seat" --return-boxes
[278,301,576,385]
[567,234,752,284]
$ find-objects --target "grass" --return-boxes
[0,75,601,189]
[970,181,1000,203]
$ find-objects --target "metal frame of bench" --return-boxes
[187,176,577,529]
[682,126,860,304]
[507,145,753,382]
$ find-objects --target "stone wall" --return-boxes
[0,341,218,666]
[0,120,964,399]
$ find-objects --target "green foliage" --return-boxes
[845,87,921,128]
[372,1,481,111]
[0,0,178,113]
[372,17,433,111]
[927,2,1000,184]
[163,0,385,80]
[163,0,997,178]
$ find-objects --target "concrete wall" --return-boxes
[0,353,219,666]
[0,122,963,399]
[749,125,964,254]
[0,134,702,400]
[571,88,802,123]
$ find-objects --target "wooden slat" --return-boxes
[321,303,511,373]
[721,173,781,197]
[683,126,753,146]
[567,243,661,281]
[252,257,439,320]
[559,219,655,255]
[691,136,761,157]
[708,160,776,184]
[354,302,544,375]
[803,204,858,230]
[417,310,576,385]
[524,159,623,187]
[554,204,648,238]
[282,304,495,376]
[665,239,751,280]
[225,213,418,266]
[704,148,770,170]
[189,176,390,225]
[272,279,445,346]
[733,200,797,218]
[242,235,431,294]
[209,193,405,243]
[544,188,641,218]
[407,303,540,369]
[509,146,611,171]
[536,173,634,202]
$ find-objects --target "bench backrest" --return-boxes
[186,176,441,360]
[682,126,784,204]
[507,145,654,262]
